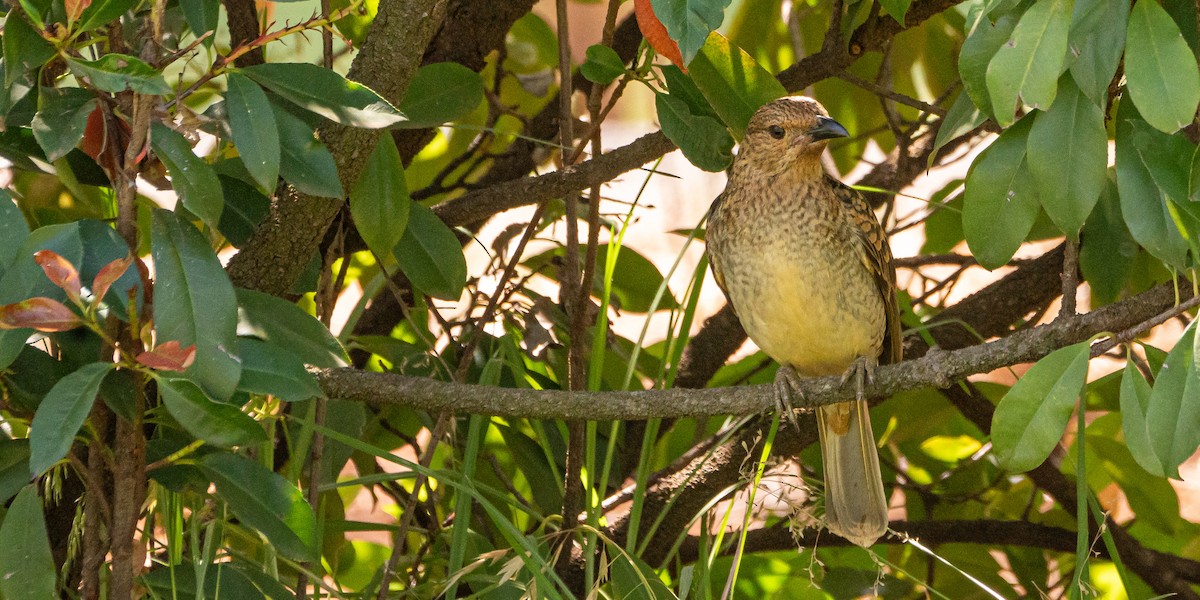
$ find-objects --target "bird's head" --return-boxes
[734,96,848,177]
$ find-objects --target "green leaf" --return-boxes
[272,103,344,198]
[178,0,218,42]
[396,62,484,128]
[235,288,348,369]
[655,93,733,172]
[963,115,1040,269]
[931,92,986,165]
[1126,0,1200,133]
[75,0,137,34]
[960,10,1019,118]
[216,175,269,247]
[1120,360,1162,476]
[1115,99,1190,268]
[661,64,719,120]
[350,134,410,256]
[240,63,406,129]
[66,54,172,95]
[1144,322,1200,479]
[152,210,242,400]
[141,563,264,600]
[196,452,318,561]
[651,0,732,64]
[1068,0,1127,105]
[0,485,56,600]
[225,73,281,193]
[234,338,322,402]
[0,189,31,275]
[31,87,96,162]
[597,243,679,312]
[580,45,625,85]
[1079,179,1136,305]
[394,202,467,301]
[159,378,268,448]
[878,0,912,23]
[984,0,1072,126]
[150,122,223,229]
[3,12,55,88]
[992,342,1090,472]
[686,32,786,138]
[28,362,113,476]
[0,440,30,504]
[1026,76,1106,238]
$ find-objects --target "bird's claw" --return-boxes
[774,365,804,430]
[839,356,877,402]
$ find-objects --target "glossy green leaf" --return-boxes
[686,32,786,138]
[150,122,223,229]
[28,362,113,476]
[330,0,379,45]
[240,63,406,129]
[963,115,1040,269]
[66,55,171,95]
[1144,322,1200,479]
[1125,0,1200,133]
[656,93,733,172]
[234,338,322,402]
[31,87,97,162]
[1079,179,1136,305]
[1120,360,1162,476]
[992,342,1090,472]
[0,440,30,505]
[2,13,54,88]
[661,64,719,120]
[197,452,318,561]
[0,485,56,600]
[394,202,467,300]
[597,244,678,312]
[1068,0,1128,105]
[960,10,1018,118]
[651,0,733,64]
[235,289,348,368]
[397,62,484,128]
[160,378,267,448]
[1026,76,1106,238]
[1115,100,1190,268]
[349,134,410,256]
[581,45,625,85]
[152,210,242,400]
[931,92,986,165]
[0,223,82,370]
[225,72,281,192]
[75,0,136,33]
[984,0,1072,126]
[273,103,344,198]
[216,175,269,247]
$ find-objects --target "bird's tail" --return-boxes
[817,399,888,547]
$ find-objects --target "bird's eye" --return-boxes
[767,125,786,139]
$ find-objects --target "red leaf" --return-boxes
[0,298,82,332]
[634,0,686,72]
[136,341,196,371]
[92,255,133,305]
[34,250,82,304]
[65,0,91,23]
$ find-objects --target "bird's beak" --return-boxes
[809,116,849,141]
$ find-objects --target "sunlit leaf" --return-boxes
[1026,76,1107,238]
[687,32,786,138]
[1125,0,1200,133]
[984,0,1072,126]
[240,63,406,129]
[136,341,197,372]
[1115,100,1190,268]
[0,297,81,332]
[90,254,133,307]
[581,45,626,85]
[66,54,171,95]
[33,250,82,304]
[1143,321,1200,479]
[651,0,733,64]
[395,203,467,301]
[397,62,484,128]
[1120,360,1162,476]
[992,342,1090,472]
[350,134,410,256]
[963,115,1040,269]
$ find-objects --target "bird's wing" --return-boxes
[704,192,735,314]
[830,178,903,365]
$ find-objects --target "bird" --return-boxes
[704,96,901,548]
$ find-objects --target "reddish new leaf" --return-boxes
[136,340,197,371]
[635,0,686,71]
[0,298,82,332]
[65,0,92,23]
[92,255,133,305]
[34,250,82,304]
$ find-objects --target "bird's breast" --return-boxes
[708,193,885,376]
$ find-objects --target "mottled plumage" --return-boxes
[705,97,900,547]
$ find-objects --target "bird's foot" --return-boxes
[774,364,805,430]
[839,356,878,402]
